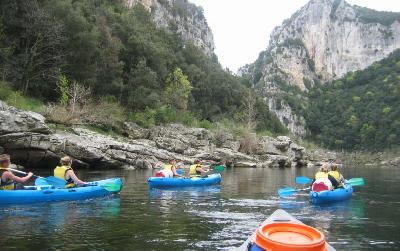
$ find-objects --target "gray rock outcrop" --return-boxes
[0,102,310,169]
[125,0,215,56]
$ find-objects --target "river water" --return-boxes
[1,166,399,250]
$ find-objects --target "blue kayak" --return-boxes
[148,174,221,188]
[0,178,123,205]
[309,184,353,204]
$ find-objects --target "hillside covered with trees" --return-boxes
[0,0,286,134]
[306,49,400,150]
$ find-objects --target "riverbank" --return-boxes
[0,100,319,170]
[338,150,400,167]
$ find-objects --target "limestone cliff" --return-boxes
[242,0,400,136]
[125,0,215,55]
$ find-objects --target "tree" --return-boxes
[0,1,65,97]
[164,68,192,111]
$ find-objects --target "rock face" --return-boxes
[125,0,215,56]
[241,0,400,136]
[0,102,310,169]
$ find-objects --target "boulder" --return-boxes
[122,122,149,139]
[0,101,50,135]
[273,136,292,151]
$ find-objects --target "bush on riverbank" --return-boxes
[0,81,43,112]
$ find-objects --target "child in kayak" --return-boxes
[189,159,211,177]
[54,156,86,188]
[0,154,33,190]
[155,159,183,178]
[328,163,345,188]
[311,164,333,192]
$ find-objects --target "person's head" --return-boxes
[0,154,10,168]
[320,165,328,173]
[194,159,201,165]
[60,156,72,167]
[169,159,176,165]
[330,163,338,171]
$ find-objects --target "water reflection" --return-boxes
[1,167,400,250]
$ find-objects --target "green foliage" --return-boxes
[0,81,43,112]
[0,0,286,135]
[57,75,70,105]
[306,49,400,150]
[353,5,400,26]
[164,68,192,111]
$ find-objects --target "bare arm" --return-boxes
[66,170,85,185]
[3,171,33,183]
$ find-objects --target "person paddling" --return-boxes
[328,163,345,189]
[189,159,211,177]
[54,156,85,188]
[0,154,33,190]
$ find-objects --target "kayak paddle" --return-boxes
[295,176,313,184]
[278,187,310,197]
[200,165,225,177]
[212,165,225,173]
[346,178,365,187]
[35,176,66,187]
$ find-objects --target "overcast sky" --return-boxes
[190,0,400,72]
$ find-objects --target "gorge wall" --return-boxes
[241,0,400,136]
[125,0,215,55]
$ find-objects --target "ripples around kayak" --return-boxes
[1,167,400,250]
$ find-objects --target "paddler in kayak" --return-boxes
[155,159,183,178]
[311,164,333,192]
[189,159,211,177]
[54,156,86,188]
[0,154,33,190]
[328,162,345,188]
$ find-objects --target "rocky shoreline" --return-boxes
[1,100,332,170]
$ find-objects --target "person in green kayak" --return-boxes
[54,156,85,188]
[0,154,33,190]
[328,163,345,189]
[189,159,211,177]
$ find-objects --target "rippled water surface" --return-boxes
[1,166,400,250]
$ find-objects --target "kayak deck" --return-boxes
[237,209,335,251]
[148,173,221,188]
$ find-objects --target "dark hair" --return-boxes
[194,159,201,164]
[0,154,10,164]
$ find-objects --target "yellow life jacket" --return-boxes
[54,166,75,188]
[328,170,341,183]
[315,171,328,180]
[189,164,201,176]
[164,164,173,171]
[0,169,15,190]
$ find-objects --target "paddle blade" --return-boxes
[346,178,365,187]
[35,178,49,186]
[278,187,297,197]
[101,183,123,192]
[213,165,225,173]
[45,176,67,188]
[295,176,312,184]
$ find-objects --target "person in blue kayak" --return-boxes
[155,159,183,178]
[328,163,345,188]
[311,164,333,192]
[54,156,85,188]
[0,154,33,190]
[189,159,211,177]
